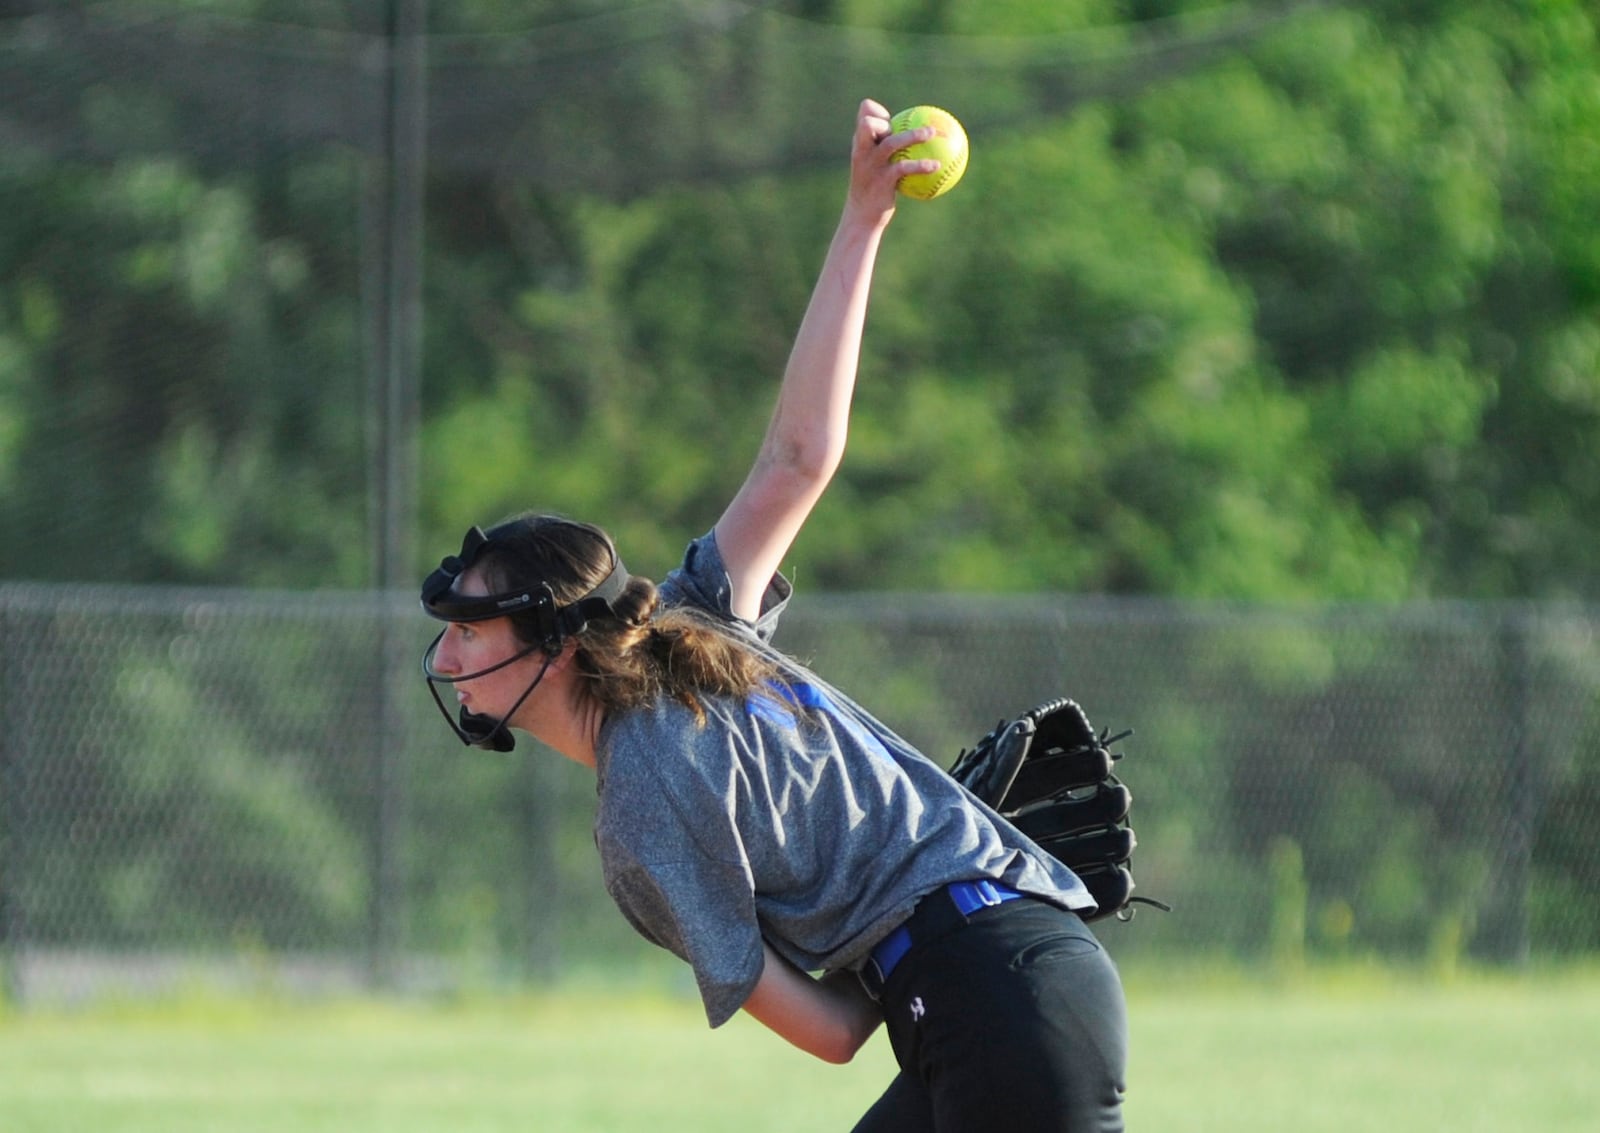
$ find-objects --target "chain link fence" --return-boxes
[4,2,1597,1006]
[3,584,1597,1006]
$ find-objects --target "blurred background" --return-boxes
[1,0,1597,1007]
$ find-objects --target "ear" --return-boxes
[542,638,583,672]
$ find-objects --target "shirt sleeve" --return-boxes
[594,705,768,1028]
[601,851,765,1028]
[657,529,792,643]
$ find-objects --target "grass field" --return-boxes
[2,965,1596,1132]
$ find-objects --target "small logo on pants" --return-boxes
[910,996,926,1022]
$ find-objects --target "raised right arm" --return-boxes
[712,99,939,621]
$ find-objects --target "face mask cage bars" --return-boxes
[418,524,629,751]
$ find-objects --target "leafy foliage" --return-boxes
[2,1,1598,965]
[3,1,1595,601]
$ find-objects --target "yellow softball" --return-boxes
[889,105,969,201]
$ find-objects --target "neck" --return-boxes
[525,673,604,770]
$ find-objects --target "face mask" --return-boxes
[418,524,629,751]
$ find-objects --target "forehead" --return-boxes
[455,564,492,598]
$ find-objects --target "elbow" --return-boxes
[814,1012,879,1065]
[782,1011,874,1065]
[765,429,844,493]
[815,1031,867,1065]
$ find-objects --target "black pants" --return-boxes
[851,899,1127,1133]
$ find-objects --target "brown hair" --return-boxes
[476,512,780,724]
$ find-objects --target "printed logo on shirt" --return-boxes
[746,679,897,765]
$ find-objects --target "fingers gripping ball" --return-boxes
[890,105,969,200]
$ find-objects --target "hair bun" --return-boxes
[615,576,659,629]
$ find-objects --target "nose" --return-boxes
[429,627,462,676]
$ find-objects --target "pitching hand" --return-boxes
[846,98,939,224]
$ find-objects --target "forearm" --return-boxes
[742,943,883,1064]
[756,210,890,487]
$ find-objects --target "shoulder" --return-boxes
[596,696,752,810]
[597,698,703,783]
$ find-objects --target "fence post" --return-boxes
[0,599,19,1005]
[0,598,24,1004]
[1471,610,1537,965]
[365,0,429,990]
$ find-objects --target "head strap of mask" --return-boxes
[418,524,630,751]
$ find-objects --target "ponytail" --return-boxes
[574,576,780,725]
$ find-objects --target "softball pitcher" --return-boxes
[420,99,1129,1132]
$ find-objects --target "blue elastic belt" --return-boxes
[862,879,1026,998]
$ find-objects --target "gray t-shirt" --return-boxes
[593,531,1094,1027]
